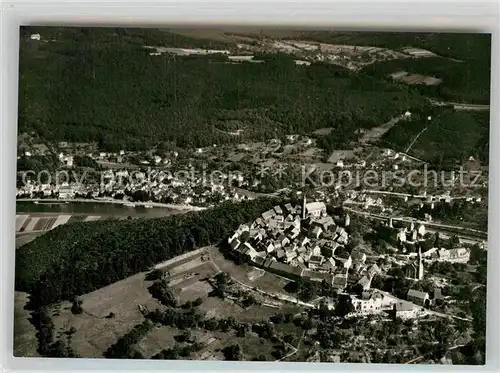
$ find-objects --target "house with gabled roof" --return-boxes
[351,248,367,265]
[276,248,285,260]
[230,239,241,251]
[284,203,294,213]
[274,205,283,215]
[367,263,381,278]
[262,209,275,221]
[266,242,275,253]
[392,301,416,320]
[407,289,430,307]
[308,255,325,270]
[268,261,304,280]
[332,274,348,290]
[358,275,371,291]
[302,270,334,284]
[312,226,323,239]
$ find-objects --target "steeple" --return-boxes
[302,195,307,220]
[417,245,424,281]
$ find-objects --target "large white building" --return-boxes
[306,201,327,217]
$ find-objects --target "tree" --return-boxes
[334,295,355,318]
[70,298,83,315]
[222,344,243,361]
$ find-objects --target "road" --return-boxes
[405,127,428,153]
[344,207,487,241]
[428,99,490,111]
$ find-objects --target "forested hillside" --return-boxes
[15,198,278,307]
[18,27,426,152]
[287,31,491,104]
[379,109,490,168]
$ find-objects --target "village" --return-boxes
[226,196,478,322]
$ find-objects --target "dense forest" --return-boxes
[361,57,490,104]
[379,109,490,167]
[15,198,278,307]
[18,27,427,152]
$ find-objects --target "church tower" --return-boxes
[417,245,424,281]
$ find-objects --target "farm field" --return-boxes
[44,246,304,359]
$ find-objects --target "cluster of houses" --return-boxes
[17,166,247,208]
[348,286,445,320]
[228,198,381,291]
[422,247,471,264]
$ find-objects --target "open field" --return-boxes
[209,246,292,294]
[33,246,305,359]
[51,270,161,357]
[13,292,39,357]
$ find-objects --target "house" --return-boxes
[351,249,367,265]
[274,215,285,223]
[312,226,323,239]
[308,255,325,269]
[433,288,444,302]
[367,264,381,279]
[243,242,259,261]
[274,205,283,215]
[284,249,297,263]
[262,210,275,221]
[358,276,371,291]
[397,228,407,243]
[289,226,301,240]
[305,202,327,217]
[422,247,438,258]
[322,257,336,272]
[284,203,294,213]
[336,235,348,245]
[276,248,285,259]
[332,274,348,290]
[438,248,470,263]
[311,246,322,256]
[268,261,304,280]
[230,239,241,251]
[417,224,426,236]
[335,252,352,270]
[351,292,385,315]
[392,301,416,320]
[302,270,334,284]
[250,229,263,242]
[58,186,74,199]
[266,242,275,253]
[300,237,311,247]
[253,256,266,267]
[407,289,430,307]
[277,235,290,248]
[253,217,264,228]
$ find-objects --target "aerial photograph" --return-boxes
[14,27,490,364]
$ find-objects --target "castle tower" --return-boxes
[388,217,393,228]
[417,246,424,281]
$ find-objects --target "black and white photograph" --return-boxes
[13,26,490,365]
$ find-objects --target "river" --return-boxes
[16,201,181,218]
